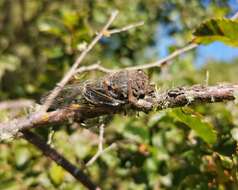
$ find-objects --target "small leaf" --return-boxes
[231,128,238,141]
[192,18,238,47]
[49,163,65,186]
[124,124,149,143]
[0,55,20,79]
[15,147,31,168]
[61,9,80,29]
[217,154,233,169]
[38,17,67,37]
[169,108,217,144]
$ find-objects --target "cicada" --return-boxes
[41,70,155,111]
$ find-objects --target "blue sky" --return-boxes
[196,42,238,66]
[156,0,238,66]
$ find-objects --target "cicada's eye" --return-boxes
[138,93,145,99]
[108,85,113,91]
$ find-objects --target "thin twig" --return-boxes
[124,43,198,70]
[86,124,116,167]
[0,99,34,110]
[40,10,119,112]
[86,143,116,167]
[73,43,197,74]
[75,62,112,74]
[107,21,144,35]
[22,130,99,190]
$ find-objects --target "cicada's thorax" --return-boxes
[102,70,152,102]
[104,71,129,101]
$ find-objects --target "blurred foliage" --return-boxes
[0,0,238,189]
[193,18,238,46]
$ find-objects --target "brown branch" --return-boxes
[22,130,99,190]
[156,84,238,110]
[1,84,237,139]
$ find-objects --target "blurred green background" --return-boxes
[1,0,238,189]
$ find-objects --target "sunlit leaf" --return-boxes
[49,163,65,186]
[193,18,238,46]
[38,17,67,37]
[124,123,150,143]
[169,108,217,144]
[0,55,20,79]
[15,147,31,168]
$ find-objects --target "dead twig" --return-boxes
[75,62,112,74]
[86,124,116,167]
[124,43,198,70]
[107,21,144,35]
[73,43,197,74]
[22,130,99,190]
[0,99,34,110]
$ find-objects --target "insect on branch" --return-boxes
[40,10,119,113]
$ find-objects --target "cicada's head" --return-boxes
[129,70,155,99]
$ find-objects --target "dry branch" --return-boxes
[86,124,116,167]
[156,84,238,109]
[0,99,34,110]
[1,83,237,139]
[22,130,99,190]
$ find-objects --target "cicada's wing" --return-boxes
[40,84,83,109]
[83,83,125,106]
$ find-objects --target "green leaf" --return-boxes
[38,17,67,37]
[217,154,233,169]
[192,18,238,47]
[48,163,65,186]
[0,55,20,79]
[124,123,150,143]
[169,108,217,144]
[15,147,31,168]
